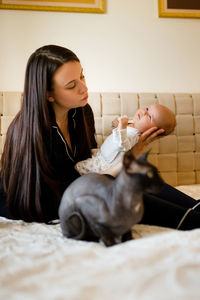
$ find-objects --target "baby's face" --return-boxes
[133,104,168,133]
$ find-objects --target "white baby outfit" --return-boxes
[75,126,140,175]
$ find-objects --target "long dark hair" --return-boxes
[1,45,94,222]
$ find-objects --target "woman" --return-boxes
[0,45,199,229]
[0,45,97,222]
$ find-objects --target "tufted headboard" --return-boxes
[0,91,199,186]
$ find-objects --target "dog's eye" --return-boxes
[147,171,154,178]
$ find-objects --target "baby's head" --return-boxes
[133,104,176,136]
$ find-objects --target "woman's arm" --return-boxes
[132,126,164,158]
[99,160,123,176]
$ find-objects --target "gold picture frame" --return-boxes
[0,0,104,13]
[158,0,200,18]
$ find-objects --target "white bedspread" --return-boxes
[1,185,200,300]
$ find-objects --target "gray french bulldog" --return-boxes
[59,150,164,246]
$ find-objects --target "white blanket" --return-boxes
[1,185,200,300]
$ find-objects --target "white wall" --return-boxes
[1,0,200,93]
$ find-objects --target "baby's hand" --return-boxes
[118,115,129,129]
[111,117,119,129]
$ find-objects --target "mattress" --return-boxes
[0,184,200,300]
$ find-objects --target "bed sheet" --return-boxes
[0,185,200,300]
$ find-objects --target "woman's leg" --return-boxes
[155,183,198,208]
[141,183,200,230]
[0,173,8,218]
[0,183,8,218]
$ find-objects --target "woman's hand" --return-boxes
[132,127,164,158]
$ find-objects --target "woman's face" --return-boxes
[48,61,88,111]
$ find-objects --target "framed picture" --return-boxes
[0,0,104,13]
[158,0,200,18]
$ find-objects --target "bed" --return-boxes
[0,185,200,300]
[0,92,200,299]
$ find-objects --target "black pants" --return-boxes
[141,183,200,230]
[0,182,200,229]
[0,180,8,218]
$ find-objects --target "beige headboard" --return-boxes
[0,91,199,186]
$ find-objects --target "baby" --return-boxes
[75,104,176,175]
